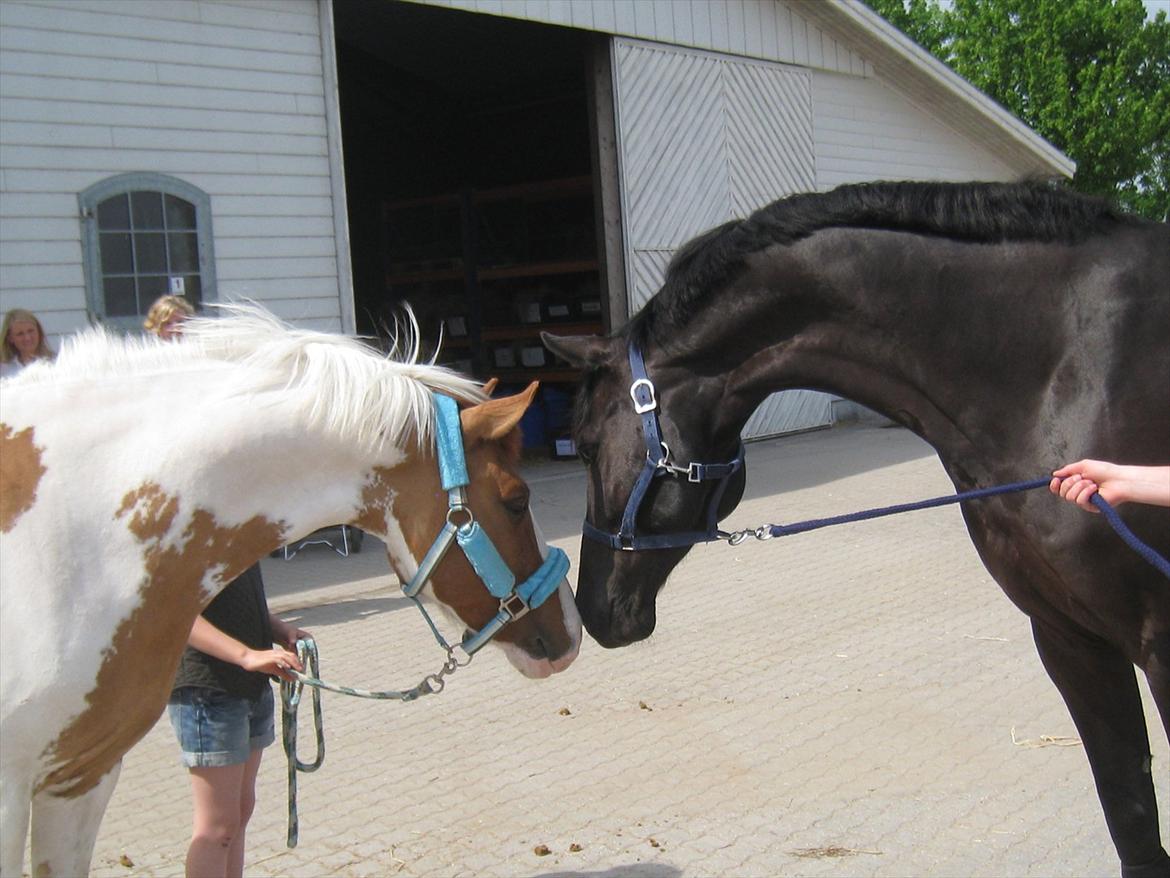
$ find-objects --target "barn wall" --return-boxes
[812,69,1016,189]
[416,0,871,77]
[0,0,344,344]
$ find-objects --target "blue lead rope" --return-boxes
[728,476,1169,580]
[1091,492,1170,578]
[750,478,1050,538]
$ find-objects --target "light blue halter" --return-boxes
[400,393,570,655]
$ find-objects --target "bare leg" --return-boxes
[1032,619,1169,877]
[28,762,120,878]
[227,747,263,878]
[185,746,264,878]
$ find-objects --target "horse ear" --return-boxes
[542,332,613,368]
[460,381,539,444]
[482,377,500,396]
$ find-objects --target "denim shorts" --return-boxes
[167,686,275,768]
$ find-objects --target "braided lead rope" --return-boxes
[281,639,324,849]
[726,478,1051,544]
[1091,493,1170,578]
[279,601,477,847]
[725,475,1170,580]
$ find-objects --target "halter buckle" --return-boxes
[630,378,657,414]
[501,593,529,620]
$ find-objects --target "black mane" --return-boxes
[633,180,1143,344]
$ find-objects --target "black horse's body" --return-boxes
[545,181,1169,876]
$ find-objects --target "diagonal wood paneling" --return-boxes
[615,41,730,251]
[614,37,830,437]
[726,61,815,215]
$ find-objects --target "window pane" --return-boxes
[135,232,167,273]
[168,232,199,272]
[131,191,164,229]
[165,194,196,230]
[100,233,134,274]
[138,275,168,310]
[97,194,131,230]
[104,276,137,316]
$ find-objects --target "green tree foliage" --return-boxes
[865,0,1169,219]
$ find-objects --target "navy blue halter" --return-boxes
[582,342,745,551]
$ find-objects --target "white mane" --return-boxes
[8,303,485,452]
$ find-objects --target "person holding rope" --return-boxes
[1051,460,1170,512]
[146,297,312,878]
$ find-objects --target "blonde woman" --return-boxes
[143,294,195,339]
[1,309,55,378]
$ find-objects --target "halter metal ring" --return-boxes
[630,378,657,414]
[446,505,474,530]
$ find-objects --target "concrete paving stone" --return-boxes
[87,423,1166,877]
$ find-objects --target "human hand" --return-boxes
[1051,459,1170,512]
[1051,460,1110,512]
[241,646,303,682]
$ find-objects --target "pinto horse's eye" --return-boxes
[503,493,529,520]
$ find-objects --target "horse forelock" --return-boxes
[652,180,1146,338]
[10,303,486,453]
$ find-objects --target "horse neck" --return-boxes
[661,228,1067,480]
[106,370,396,558]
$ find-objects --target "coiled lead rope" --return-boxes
[280,638,324,848]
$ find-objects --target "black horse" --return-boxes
[544,181,1169,877]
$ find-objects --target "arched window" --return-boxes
[79,174,216,331]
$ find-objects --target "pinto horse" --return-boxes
[544,181,1168,876]
[0,305,582,877]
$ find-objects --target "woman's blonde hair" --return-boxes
[143,295,196,335]
[1,308,54,364]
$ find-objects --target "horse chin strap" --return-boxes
[582,341,745,551]
[402,393,570,655]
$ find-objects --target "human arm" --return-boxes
[1050,460,1170,513]
[187,615,302,681]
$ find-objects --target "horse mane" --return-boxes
[634,180,1146,344]
[10,303,485,452]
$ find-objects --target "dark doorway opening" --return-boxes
[333,2,605,450]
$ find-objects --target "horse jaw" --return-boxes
[497,580,582,678]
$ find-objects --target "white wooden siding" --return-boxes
[0,0,343,344]
[417,0,872,76]
[812,70,1015,189]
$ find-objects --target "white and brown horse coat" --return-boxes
[0,306,580,877]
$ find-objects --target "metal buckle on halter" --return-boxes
[630,378,657,414]
[501,593,529,619]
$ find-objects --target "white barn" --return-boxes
[0,0,1072,440]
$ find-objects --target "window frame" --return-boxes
[79,173,217,332]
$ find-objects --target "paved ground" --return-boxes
[90,423,1167,878]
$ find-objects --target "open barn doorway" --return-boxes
[332,1,615,453]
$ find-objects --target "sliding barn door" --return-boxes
[612,38,832,438]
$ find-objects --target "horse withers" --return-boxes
[0,305,581,877]
[545,181,1168,876]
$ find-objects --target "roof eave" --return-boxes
[802,0,1075,180]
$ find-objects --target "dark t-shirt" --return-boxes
[172,563,275,700]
